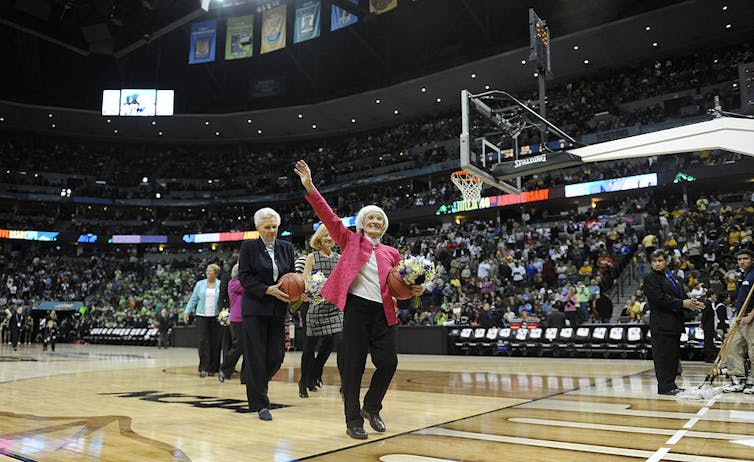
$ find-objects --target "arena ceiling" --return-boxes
[0,0,752,143]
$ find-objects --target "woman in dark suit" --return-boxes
[295,160,424,440]
[238,207,295,421]
[643,249,703,395]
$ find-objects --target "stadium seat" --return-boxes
[482,328,499,355]
[607,326,626,358]
[573,326,592,357]
[526,328,544,357]
[541,327,559,356]
[509,328,528,356]
[555,327,574,357]
[589,326,608,358]
[498,328,512,355]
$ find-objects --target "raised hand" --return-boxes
[294,160,315,193]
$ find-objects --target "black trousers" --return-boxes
[300,332,342,390]
[703,328,718,363]
[10,328,20,348]
[651,332,681,393]
[221,321,245,378]
[195,316,221,374]
[242,314,286,412]
[342,294,397,428]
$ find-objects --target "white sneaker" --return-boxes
[723,378,746,393]
[743,384,754,395]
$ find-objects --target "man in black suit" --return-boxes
[643,250,704,395]
[9,306,26,351]
[238,208,295,421]
[547,306,566,329]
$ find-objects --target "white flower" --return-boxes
[305,271,328,304]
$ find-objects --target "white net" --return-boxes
[450,170,484,202]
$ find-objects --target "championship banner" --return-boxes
[369,0,397,14]
[331,0,358,31]
[189,19,217,64]
[294,0,321,44]
[225,15,253,60]
[261,4,287,54]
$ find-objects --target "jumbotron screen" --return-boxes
[102,89,174,116]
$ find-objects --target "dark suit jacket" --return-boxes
[643,269,685,335]
[238,238,295,317]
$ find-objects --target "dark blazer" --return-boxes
[238,238,295,317]
[643,269,685,335]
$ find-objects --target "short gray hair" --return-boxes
[254,207,281,228]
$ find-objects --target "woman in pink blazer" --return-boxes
[295,160,423,440]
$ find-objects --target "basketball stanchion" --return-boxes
[450,170,484,203]
[676,283,754,400]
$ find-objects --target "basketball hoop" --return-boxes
[450,170,484,202]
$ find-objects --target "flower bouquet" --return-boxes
[305,270,327,305]
[395,257,435,308]
[217,308,230,326]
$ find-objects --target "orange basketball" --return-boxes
[387,267,412,300]
[278,272,305,302]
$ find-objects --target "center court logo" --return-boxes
[100,390,289,413]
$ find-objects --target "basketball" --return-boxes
[387,267,412,300]
[278,272,305,302]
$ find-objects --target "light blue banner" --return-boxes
[331,0,358,31]
[294,0,321,43]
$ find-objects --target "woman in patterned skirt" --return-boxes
[298,225,344,398]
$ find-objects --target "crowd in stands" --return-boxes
[4,185,751,349]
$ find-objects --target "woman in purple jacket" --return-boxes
[219,263,245,383]
[295,160,423,440]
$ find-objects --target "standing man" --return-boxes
[643,250,704,395]
[9,306,26,351]
[723,248,754,393]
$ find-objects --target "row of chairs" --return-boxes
[86,327,161,345]
[449,324,720,359]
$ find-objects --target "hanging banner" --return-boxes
[294,0,321,44]
[369,0,397,14]
[225,15,254,60]
[189,19,217,64]
[331,0,358,31]
[261,4,287,54]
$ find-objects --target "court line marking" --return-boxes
[683,417,700,429]
[646,447,669,462]
[666,430,687,445]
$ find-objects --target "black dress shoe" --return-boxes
[658,388,685,395]
[346,426,368,440]
[218,370,226,383]
[360,408,386,433]
[199,371,207,378]
[298,383,309,398]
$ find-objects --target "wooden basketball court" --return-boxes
[1,343,753,461]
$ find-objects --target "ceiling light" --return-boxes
[645,26,651,31]
[312,124,317,129]
[484,85,490,90]
[151,120,156,125]
[375,99,381,104]
[215,131,220,136]
[257,129,263,134]
[247,119,252,124]
[722,5,727,10]
[298,113,303,119]
[48,113,53,118]
[583,59,590,64]
[155,193,161,199]
[436,98,442,103]
[0,117,4,122]
[51,123,56,128]
[114,129,118,134]
[573,45,579,50]
[351,118,356,123]
[533,72,539,77]
[420,87,426,92]
[106,119,111,123]
[393,109,399,115]
[725,24,731,29]
[652,42,658,47]
[142,177,148,183]
[158,131,163,136]
[470,73,476,79]
[204,121,210,126]
[521,59,526,65]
